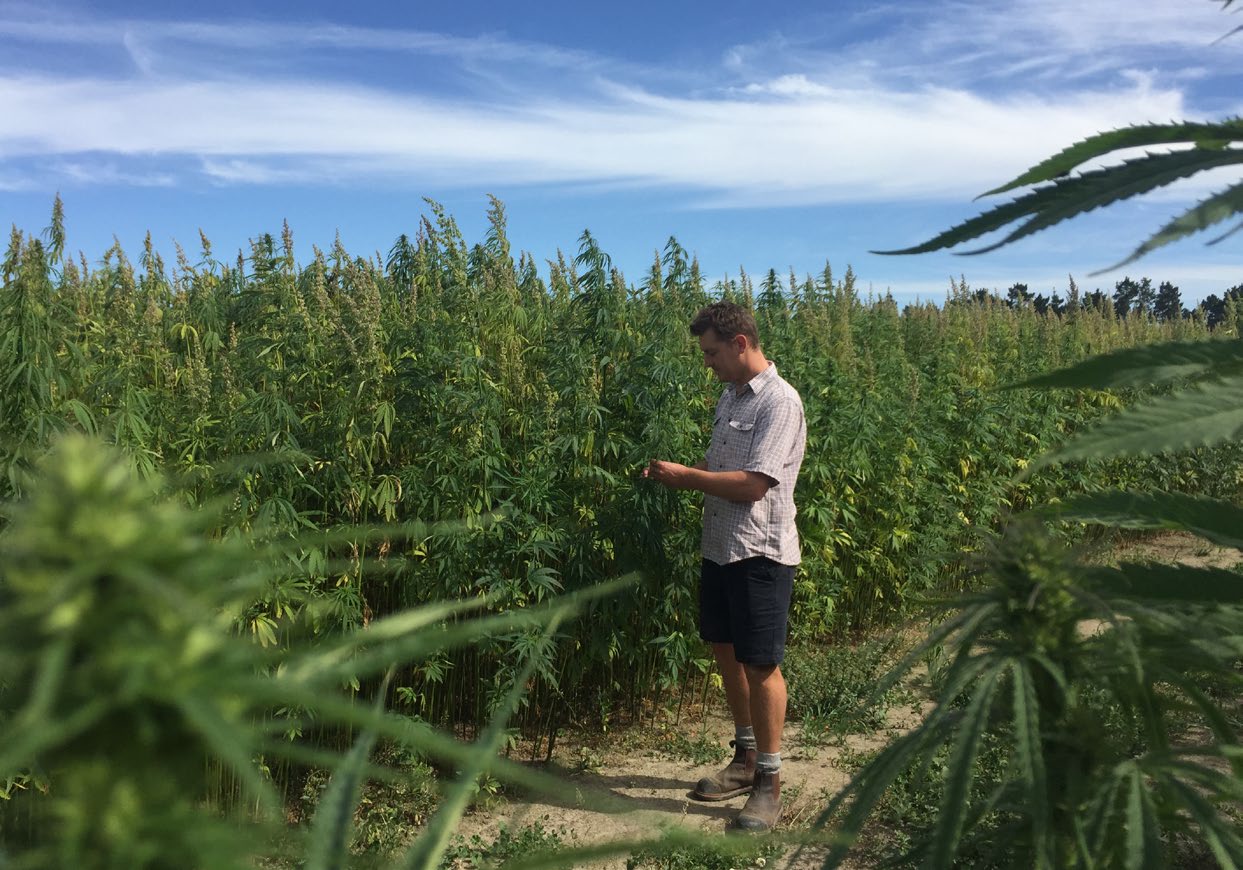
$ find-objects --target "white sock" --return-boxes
[756,751,781,773]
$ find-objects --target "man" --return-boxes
[644,300,806,832]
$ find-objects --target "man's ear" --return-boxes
[733,333,748,353]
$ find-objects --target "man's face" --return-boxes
[698,330,744,382]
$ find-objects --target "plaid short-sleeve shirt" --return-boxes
[701,363,806,566]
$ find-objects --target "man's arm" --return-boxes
[645,460,772,502]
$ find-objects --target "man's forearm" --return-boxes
[685,467,770,502]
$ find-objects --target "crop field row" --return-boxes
[3,201,1238,743]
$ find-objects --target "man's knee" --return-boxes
[743,662,780,686]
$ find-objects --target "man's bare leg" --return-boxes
[742,663,786,754]
[712,642,751,727]
[692,642,758,801]
[732,662,786,831]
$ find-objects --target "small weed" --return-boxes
[784,634,912,735]
[439,821,568,868]
[574,746,605,774]
[783,785,835,828]
[467,773,505,813]
[626,837,782,870]
[795,713,848,749]
[777,780,804,816]
[657,727,730,766]
[832,732,1013,865]
[297,746,441,857]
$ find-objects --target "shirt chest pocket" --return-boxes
[718,416,757,468]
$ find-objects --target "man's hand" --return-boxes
[644,459,772,502]
[644,459,694,490]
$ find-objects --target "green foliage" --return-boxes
[821,524,1243,868]
[437,822,568,869]
[0,197,1235,753]
[4,195,1242,866]
[0,435,277,868]
[431,823,792,870]
[837,729,1014,864]
[1039,489,1243,549]
[836,680,1157,866]
[625,836,782,870]
[0,435,623,868]
[0,198,1223,760]
[656,728,730,766]
[877,6,1243,272]
[848,14,1243,858]
[305,671,395,870]
[877,147,1243,265]
[878,130,1243,273]
[1015,335,1243,390]
[1039,376,1243,465]
[297,748,440,858]
[783,635,912,737]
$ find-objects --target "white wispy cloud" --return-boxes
[0,0,1238,210]
[0,171,37,191]
[0,10,603,75]
[51,160,175,187]
[724,0,1243,93]
[741,74,833,98]
[0,72,1195,203]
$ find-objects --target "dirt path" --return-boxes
[1103,529,1242,570]
[449,700,928,869]
[1076,530,1243,638]
[446,531,1240,868]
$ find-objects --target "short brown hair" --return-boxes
[690,301,760,347]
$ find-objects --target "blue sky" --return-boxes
[2,0,1242,304]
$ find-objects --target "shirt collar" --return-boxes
[736,361,777,396]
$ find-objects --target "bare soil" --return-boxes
[1103,529,1243,571]
[1076,530,1243,638]
[444,531,1241,868]
[448,698,930,869]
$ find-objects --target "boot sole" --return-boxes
[690,786,752,801]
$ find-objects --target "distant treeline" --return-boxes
[954,275,1243,325]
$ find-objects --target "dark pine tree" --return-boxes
[1006,282,1032,308]
[1153,281,1182,322]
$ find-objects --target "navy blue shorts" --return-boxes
[699,557,795,666]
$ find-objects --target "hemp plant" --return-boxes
[0,434,625,868]
[832,2,1243,863]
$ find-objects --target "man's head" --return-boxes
[690,301,763,383]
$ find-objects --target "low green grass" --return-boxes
[656,727,731,767]
[438,821,570,868]
[625,838,783,870]
[783,633,915,742]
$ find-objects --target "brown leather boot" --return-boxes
[731,768,781,831]
[691,741,756,801]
